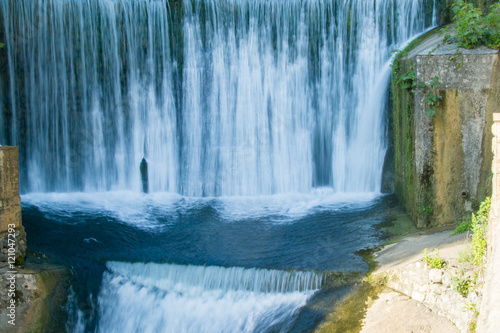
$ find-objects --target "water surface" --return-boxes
[22,191,398,332]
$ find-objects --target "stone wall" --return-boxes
[385,261,478,332]
[477,113,500,332]
[0,146,26,267]
[392,33,499,228]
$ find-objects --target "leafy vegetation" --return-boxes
[471,197,490,266]
[452,217,472,235]
[423,248,445,269]
[393,58,442,117]
[396,64,417,91]
[422,76,443,117]
[451,197,490,266]
[483,4,500,49]
[452,269,476,297]
[452,1,500,49]
[392,44,443,118]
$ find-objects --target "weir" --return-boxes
[96,262,323,333]
[0,0,439,332]
[0,0,435,196]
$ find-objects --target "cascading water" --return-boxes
[95,262,322,332]
[0,0,435,195]
[2,0,437,332]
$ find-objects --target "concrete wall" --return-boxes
[0,146,26,267]
[392,35,499,228]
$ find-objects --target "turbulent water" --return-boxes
[2,0,436,331]
[1,0,434,195]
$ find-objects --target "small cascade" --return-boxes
[95,262,323,332]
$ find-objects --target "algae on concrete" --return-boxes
[391,27,499,228]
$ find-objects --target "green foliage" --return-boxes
[423,248,445,269]
[452,270,475,297]
[396,67,416,91]
[452,1,500,49]
[419,204,433,216]
[469,320,477,332]
[471,197,490,267]
[466,301,479,316]
[451,198,490,266]
[452,217,472,235]
[466,300,480,331]
[453,0,485,49]
[0,42,4,48]
[422,76,443,117]
[483,4,500,49]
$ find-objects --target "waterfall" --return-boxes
[95,262,322,332]
[0,0,435,195]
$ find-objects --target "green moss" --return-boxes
[391,29,444,229]
[315,280,386,333]
[316,218,419,333]
[15,255,25,265]
[322,271,363,289]
[392,51,418,226]
[374,207,419,245]
[355,248,378,275]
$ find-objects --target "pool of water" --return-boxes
[21,190,397,332]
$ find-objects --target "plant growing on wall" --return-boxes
[422,76,443,117]
[392,47,443,118]
[423,248,445,268]
[396,67,417,91]
[451,197,491,267]
[471,197,490,266]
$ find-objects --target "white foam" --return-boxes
[22,190,384,228]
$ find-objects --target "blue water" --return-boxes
[22,191,398,332]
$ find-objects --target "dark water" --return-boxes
[22,191,397,332]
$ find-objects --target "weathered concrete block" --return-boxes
[393,34,499,228]
[0,146,25,261]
